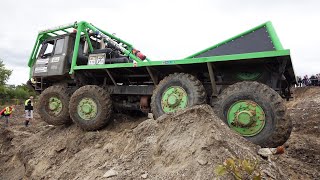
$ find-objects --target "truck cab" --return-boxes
[32,34,82,79]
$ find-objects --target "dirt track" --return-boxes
[0,87,319,179]
[275,87,320,179]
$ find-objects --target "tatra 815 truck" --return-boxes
[27,21,296,147]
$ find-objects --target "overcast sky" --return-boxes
[1,0,319,85]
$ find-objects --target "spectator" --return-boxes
[24,96,34,127]
[0,105,15,127]
[302,75,308,86]
[297,76,302,87]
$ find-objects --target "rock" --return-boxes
[103,143,114,153]
[141,173,148,179]
[55,146,66,153]
[44,125,55,129]
[258,148,273,157]
[258,146,285,158]
[103,169,118,178]
[95,143,102,149]
[148,113,154,119]
[197,158,207,165]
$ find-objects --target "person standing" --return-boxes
[24,96,34,127]
[302,75,307,86]
[0,105,15,126]
[297,76,302,87]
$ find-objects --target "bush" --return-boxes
[215,158,262,180]
[0,84,36,105]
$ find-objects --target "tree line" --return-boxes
[0,59,36,103]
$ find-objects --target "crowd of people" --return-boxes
[297,74,320,87]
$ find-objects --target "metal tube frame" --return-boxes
[27,21,291,79]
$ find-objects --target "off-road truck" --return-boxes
[27,21,296,147]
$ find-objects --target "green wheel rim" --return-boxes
[161,86,188,113]
[77,97,98,120]
[227,100,266,136]
[236,72,261,81]
[49,97,63,116]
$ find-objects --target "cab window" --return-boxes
[44,41,54,55]
[39,40,54,58]
[54,39,64,55]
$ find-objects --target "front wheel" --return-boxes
[38,85,72,125]
[214,81,292,147]
[69,85,112,131]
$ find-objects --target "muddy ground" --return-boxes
[275,87,320,179]
[0,87,319,179]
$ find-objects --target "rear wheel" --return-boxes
[38,85,72,125]
[151,73,206,118]
[214,81,292,147]
[69,85,112,131]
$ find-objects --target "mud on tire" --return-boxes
[151,73,207,119]
[38,85,72,125]
[69,85,112,131]
[214,81,292,147]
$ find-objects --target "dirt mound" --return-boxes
[290,86,320,101]
[0,127,25,180]
[288,87,320,135]
[0,105,287,179]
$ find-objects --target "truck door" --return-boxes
[33,40,55,77]
[47,38,68,76]
[33,38,68,77]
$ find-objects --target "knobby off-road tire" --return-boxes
[214,81,292,147]
[38,85,72,125]
[151,73,207,119]
[69,85,112,131]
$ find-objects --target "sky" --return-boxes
[0,0,319,85]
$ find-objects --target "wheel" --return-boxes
[38,85,72,125]
[214,81,292,147]
[151,73,206,119]
[69,85,112,131]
